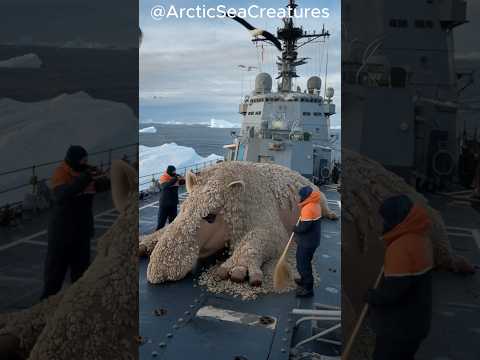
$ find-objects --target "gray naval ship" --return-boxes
[223,4,337,184]
[343,0,471,191]
[139,1,342,359]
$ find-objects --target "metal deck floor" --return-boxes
[0,192,118,312]
[416,194,480,360]
[139,186,342,360]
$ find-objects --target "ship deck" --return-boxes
[0,192,118,312]
[0,186,477,358]
[416,193,480,360]
[138,185,342,360]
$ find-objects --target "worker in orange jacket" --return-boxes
[367,195,433,360]
[42,146,110,299]
[156,165,184,230]
[293,186,322,297]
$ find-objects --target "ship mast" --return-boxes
[274,0,330,92]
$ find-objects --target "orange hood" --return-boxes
[299,190,321,208]
[298,191,322,221]
[383,204,432,247]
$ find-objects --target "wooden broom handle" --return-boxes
[343,267,384,359]
[279,217,302,259]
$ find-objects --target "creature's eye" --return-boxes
[202,213,216,224]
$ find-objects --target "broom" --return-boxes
[273,217,301,290]
[343,267,384,359]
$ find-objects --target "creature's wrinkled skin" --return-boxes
[0,161,138,360]
[140,162,337,286]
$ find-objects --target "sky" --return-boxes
[0,0,477,130]
[0,0,138,48]
[139,0,342,128]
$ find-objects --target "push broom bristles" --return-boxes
[273,252,291,290]
[273,218,300,291]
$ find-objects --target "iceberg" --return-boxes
[0,92,137,204]
[209,118,241,129]
[139,119,241,128]
[139,126,157,134]
[139,143,223,190]
[0,53,42,69]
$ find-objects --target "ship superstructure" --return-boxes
[342,0,468,190]
[224,0,338,184]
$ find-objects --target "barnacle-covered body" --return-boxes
[141,161,337,287]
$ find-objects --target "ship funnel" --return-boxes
[255,73,272,94]
[307,76,322,94]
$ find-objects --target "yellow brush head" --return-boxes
[273,257,291,290]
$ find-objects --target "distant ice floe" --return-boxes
[139,143,223,190]
[139,118,241,129]
[208,118,240,128]
[0,53,42,69]
[139,126,157,134]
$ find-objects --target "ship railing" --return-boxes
[0,143,138,219]
[138,159,222,193]
[291,304,342,353]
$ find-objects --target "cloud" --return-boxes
[0,0,138,47]
[140,0,341,127]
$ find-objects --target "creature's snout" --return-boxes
[146,228,199,283]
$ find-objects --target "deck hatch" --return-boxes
[196,305,277,330]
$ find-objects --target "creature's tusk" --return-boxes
[227,180,245,191]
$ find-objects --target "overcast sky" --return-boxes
[139,0,342,127]
[0,0,138,47]
[0,0,477,129]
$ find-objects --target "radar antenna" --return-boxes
[227,0,330,92]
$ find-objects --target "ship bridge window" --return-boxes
[314,112,322,116]
[255,111,262,115]
[415,20,425,29]
[303,112,311,116]
[415,20,425,28]
[389,19,408,28]
[414,20,434,29]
